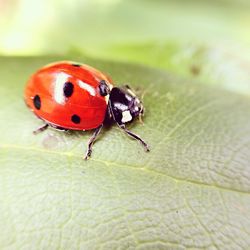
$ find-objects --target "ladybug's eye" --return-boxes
[99,80,110,96]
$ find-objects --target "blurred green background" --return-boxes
[1,0,249,95]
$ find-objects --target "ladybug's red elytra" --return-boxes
[24,61,149,159]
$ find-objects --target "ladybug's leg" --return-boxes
[84,124,103,160]
[33,124,49,135]
[119,124,150,152]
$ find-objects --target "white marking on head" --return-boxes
[54,72,69,104]
[78,80,96,96]
[121,110,132,123]
[114,102,127,111]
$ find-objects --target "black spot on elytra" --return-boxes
[33,95,41,110]
[72,63,81,67]
[63,82,74,97]
[71,114,81,124]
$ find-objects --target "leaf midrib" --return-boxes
[1,143,249,195]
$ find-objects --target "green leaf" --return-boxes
[0,56,250,249]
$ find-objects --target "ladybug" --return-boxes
[24,61,149,159]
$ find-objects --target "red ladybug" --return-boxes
[24,61,149,159]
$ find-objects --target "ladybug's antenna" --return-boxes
[138,112,144,124]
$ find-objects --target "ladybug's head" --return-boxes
[108,85,144,125]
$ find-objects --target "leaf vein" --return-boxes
[1,144,249,195]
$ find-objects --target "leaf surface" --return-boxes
[0,57,250,249]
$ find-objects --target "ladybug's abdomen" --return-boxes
[24,62,112,130]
